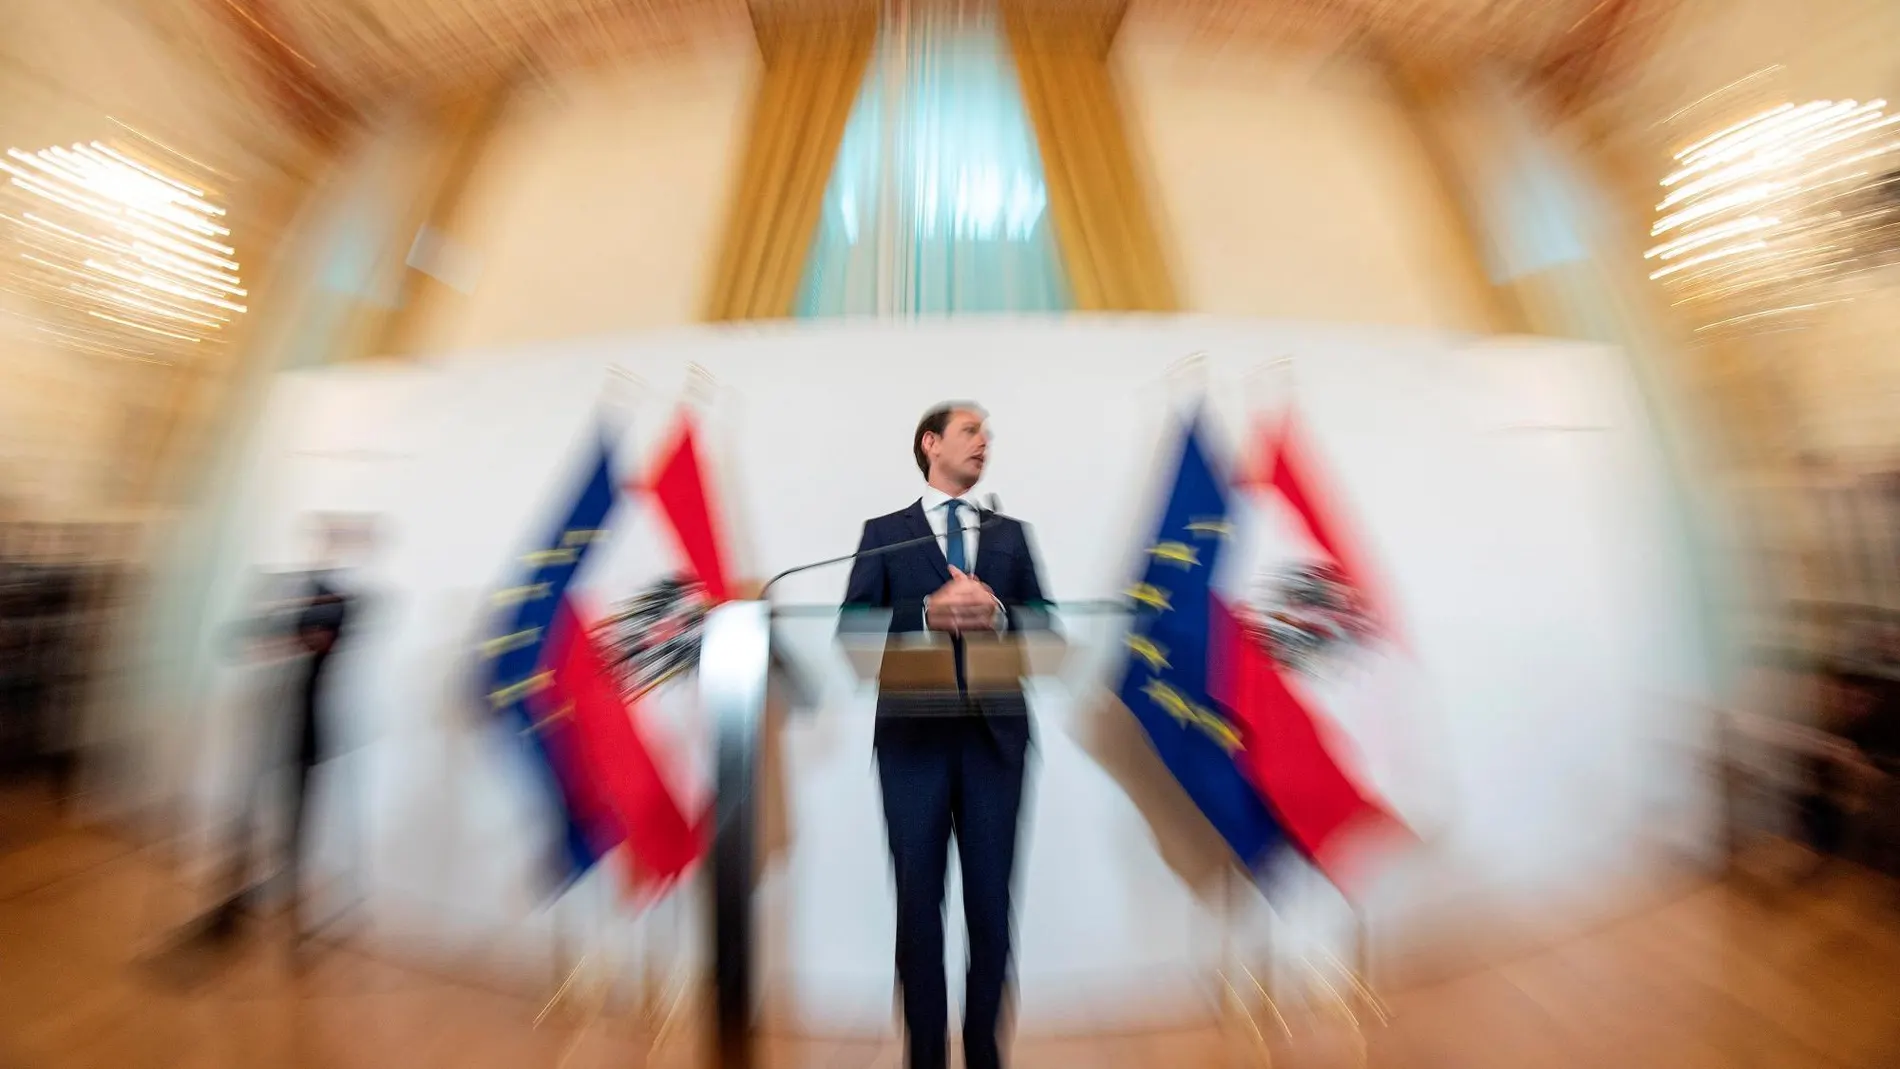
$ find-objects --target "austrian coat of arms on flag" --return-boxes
[481,406,755,903]
[1211,408,1443,894]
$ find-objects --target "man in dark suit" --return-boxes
[285,569,352,922]
[843,402,1047,1069]
[206,515,370,947]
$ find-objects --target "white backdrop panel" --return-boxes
[201,316,1714,1033]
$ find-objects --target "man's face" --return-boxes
[925,409,989,489]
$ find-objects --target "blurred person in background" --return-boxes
[0,524,39,780]
[1800,666,1900,873]
[0,522,90,806]
[200,513,376,949]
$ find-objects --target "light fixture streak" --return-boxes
[1647,97,1900,334]
[2,137,243,359]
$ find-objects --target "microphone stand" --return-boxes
[757,504,1005,600]
[752,510,1003,713]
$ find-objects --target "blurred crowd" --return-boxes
[0,523,136,810]
[1722,463,1900,882]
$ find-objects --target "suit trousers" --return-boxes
[877,718,1028,1069]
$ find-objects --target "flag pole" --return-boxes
[636,883,662,1036]
[646,892,695,1058]
[1243,357,1297,447]
[602,365,644,450]
[1341,899,1390,1042]
[538,882,588,1026]
[1246,883,1291,1053]
[535,365,643,1034]
[1351,906,1379,1068]
[1301,878,1389,1069]
[542,876,629,1065]
[1217,864,1280,1067]
[1165,350,1209,417]
[1350,904,1380,1020]
[684,362,717,410]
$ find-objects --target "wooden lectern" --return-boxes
[873,632,1034,694]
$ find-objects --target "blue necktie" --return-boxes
[943,499,967,572]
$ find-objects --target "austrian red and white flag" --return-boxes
[553,410,738,900]
[643,415,734,605]
[1211,410,1434,894]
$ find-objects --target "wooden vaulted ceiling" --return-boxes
[188,0,1668,145]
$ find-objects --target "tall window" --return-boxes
[795,5,1071,316]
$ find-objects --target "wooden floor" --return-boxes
[4,782,1899,1069]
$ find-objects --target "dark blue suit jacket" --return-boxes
[841,500,1048,748]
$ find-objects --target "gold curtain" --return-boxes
[702,11,877,321]
[1001,2,1177,312]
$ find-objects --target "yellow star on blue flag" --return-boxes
[1116,414,1284,871]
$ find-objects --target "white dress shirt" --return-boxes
[919,485,982,571]
[918,485,1004,630]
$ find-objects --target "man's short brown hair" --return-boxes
[912,401,986,478]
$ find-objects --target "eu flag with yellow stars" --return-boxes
[484,430,623,889]
[1116,414,1285,872]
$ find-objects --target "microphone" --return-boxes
[759,502,1005,598]
[969,495,1002,581]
